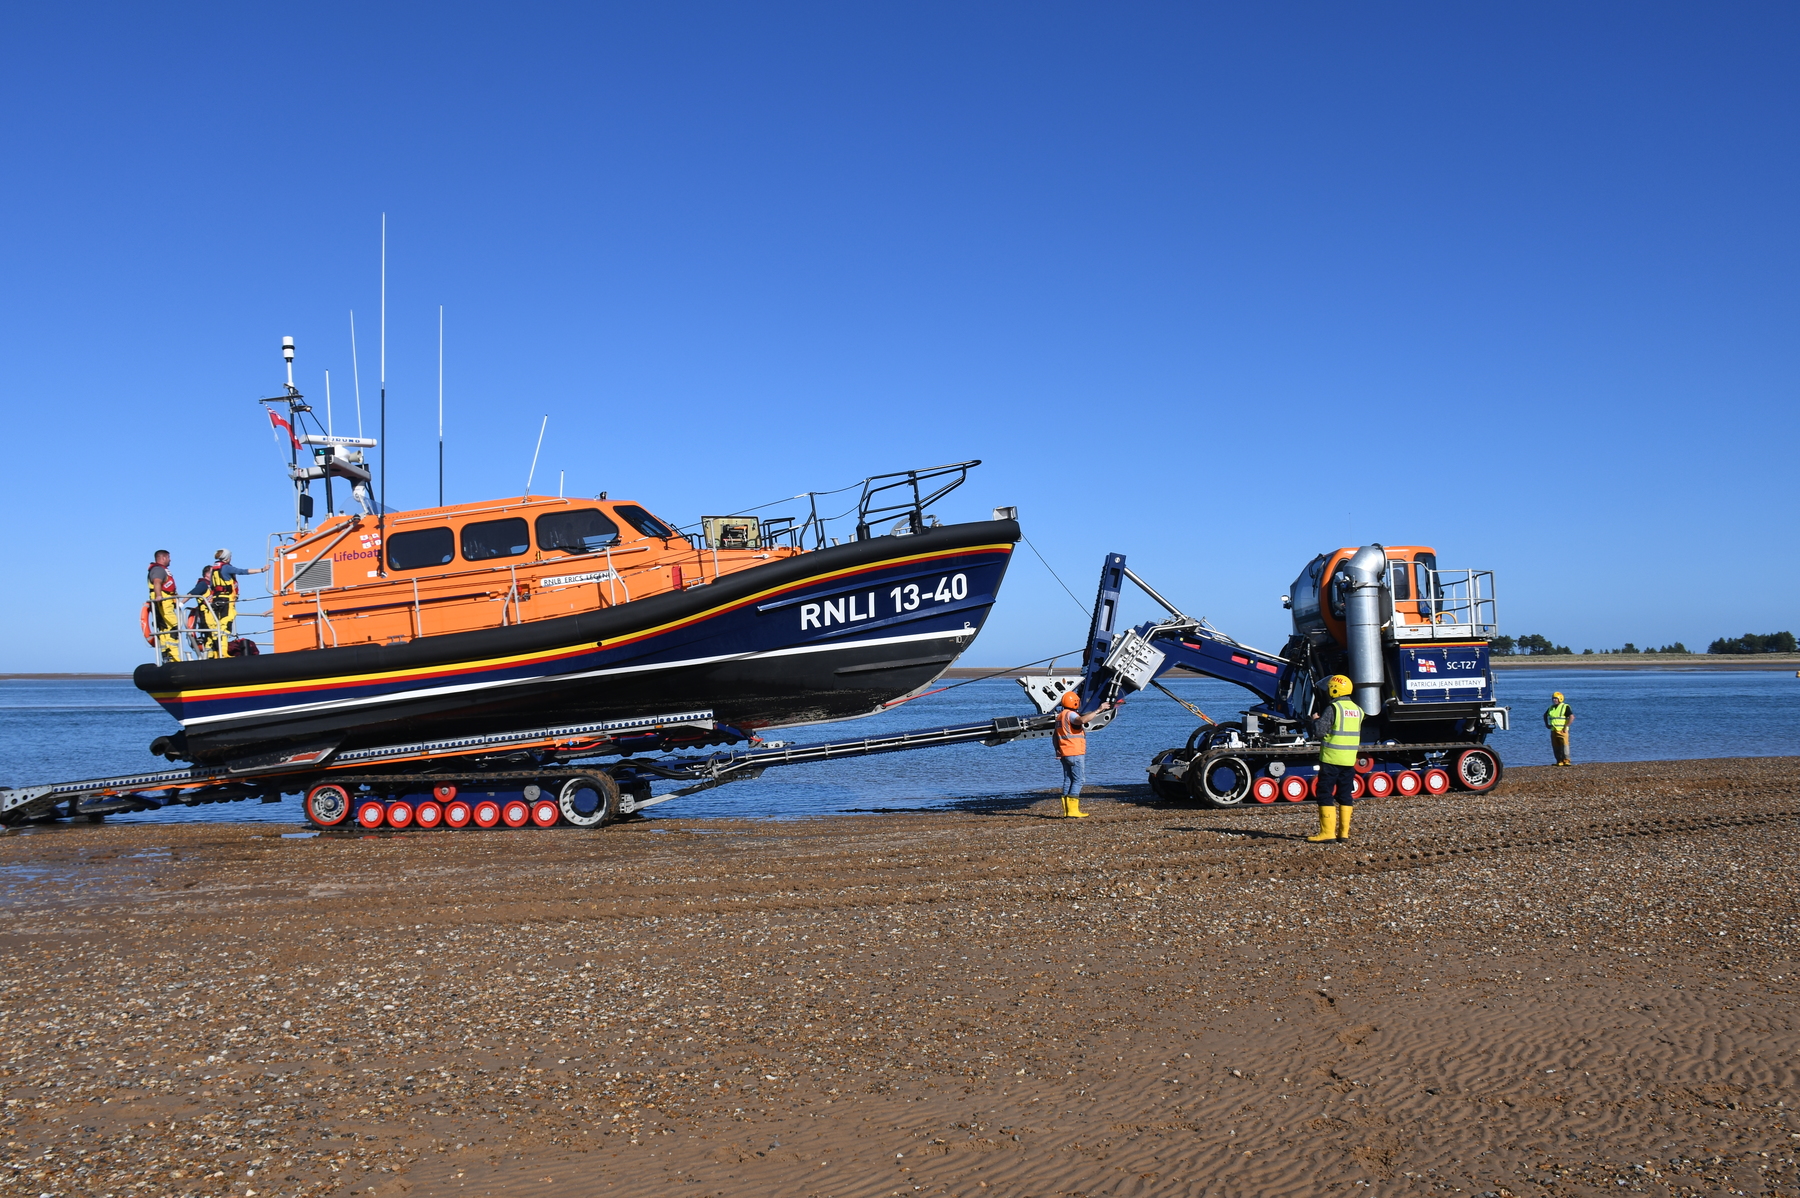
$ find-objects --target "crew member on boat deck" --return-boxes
[188,549,266,658]
[146,550,179,663]
[1053,691,1094,819]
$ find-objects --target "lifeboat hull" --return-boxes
[133,519,1019,764]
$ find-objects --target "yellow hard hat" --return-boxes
[1552,691,1564,702]
[1326,674,1353,699]
[1059,690,1080,710]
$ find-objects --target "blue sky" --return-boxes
[2,3,1795,672]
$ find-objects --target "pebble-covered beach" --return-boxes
[0,758,1794,1197]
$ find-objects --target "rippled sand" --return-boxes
[0,757,1795,1197]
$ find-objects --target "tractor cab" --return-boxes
[1290,544,1492,649]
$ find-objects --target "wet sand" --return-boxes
[0,758,1795,1198]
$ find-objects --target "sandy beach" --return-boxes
[0,758,1795,1198]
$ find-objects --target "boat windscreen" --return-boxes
[613,504,676,540]
[537,508,620,553]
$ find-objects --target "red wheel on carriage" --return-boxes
[357,801,387,829]
[1349,774,1366,799]
[444,800,473,829]
[1252,777,1279,803]
[386,801,414,829]
[472,800,501,829]
[303,783,352,827]
[1451,747,1504,793]
[1280,775,1310,802]
[414,800,443,829]
[1423,768,1451,795]
[531,799,561,826]
[1394,770,1423,796]
[1365,771,1394,798]
[433,785,457,801]
[502,799,530,828]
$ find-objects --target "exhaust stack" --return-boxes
[1341,544,1388,717]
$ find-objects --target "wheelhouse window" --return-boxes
[462,517,530,562]
[387,527,454,571]
[536,508,620,554]
[612,504,676,540]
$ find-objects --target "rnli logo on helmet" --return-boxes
[1417,659,1437,673]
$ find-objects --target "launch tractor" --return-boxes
[1056,544,1509,808]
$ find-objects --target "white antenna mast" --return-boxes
[437,304,444,508]
[377,213,387,569]
[525,415,548,496]
[349,310,364,438]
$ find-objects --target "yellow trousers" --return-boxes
[1550,729,1571,764]
[151,598,180,663]
[197,598,236,658]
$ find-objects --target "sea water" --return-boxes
[1,670,1796,825]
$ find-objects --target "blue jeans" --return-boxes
[1059,754,1085,797]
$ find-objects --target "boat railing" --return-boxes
[144,595,276,663]
[673,460,984,551]
[854,461,979,541]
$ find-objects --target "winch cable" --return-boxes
[880,648,1085,709]
[1020,532,1090,615]
[1149,679,1216,726]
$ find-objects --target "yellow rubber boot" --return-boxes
[1337,805,1354,841]
[1064,795,1089,818]
[1306,805,1339,843]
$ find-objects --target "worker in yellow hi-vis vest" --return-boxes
[1309,674,1362,843]
[1544,692,1575,766]
[189,549,267,658]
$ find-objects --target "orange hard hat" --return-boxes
[1059,691,1080,709]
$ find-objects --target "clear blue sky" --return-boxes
[2,3,1795,673]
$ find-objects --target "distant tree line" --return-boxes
[1708,631,1797,654]
[1489,632,1797,655]
[1489,634,1571,656]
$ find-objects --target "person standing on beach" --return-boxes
[1545,692,1575,766]
[1054,691,1092,818]
[1308,674,1362,843]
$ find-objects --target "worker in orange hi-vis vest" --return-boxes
[1053,691,1097,818]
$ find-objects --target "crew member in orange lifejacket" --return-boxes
[146,549,180,663]
[1054,690,1093,819]
[189,549,266,658]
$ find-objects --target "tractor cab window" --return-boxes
[387,527,455,571]
[613,504,677,541]
[1387,557,1412,601]
[462,517,531,562]
[1289,556,1324,625]
[536,508,619,554]
[1415,552,1439,618]
[1327,558,1348,620]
